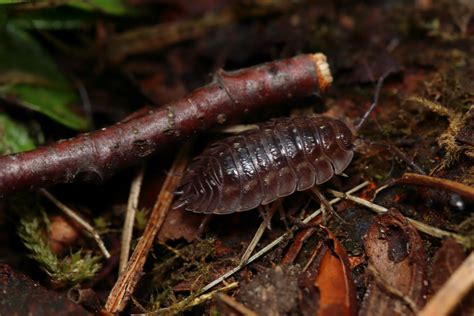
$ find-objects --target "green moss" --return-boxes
[18,215,101,285]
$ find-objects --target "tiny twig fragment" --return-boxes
[39,189,110,259]
[105,144,191,313]
[119,165,145,274]
[216,292,258,316]
[152,282,238,315]
[239,201,280,265]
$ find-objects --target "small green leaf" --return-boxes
[0,24,89,130]
[0,113,35,155]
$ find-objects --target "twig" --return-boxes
[107,10,234,64]
[146,282,239,315]
[356,140,426,174]
[384,144,426,175]
[0,53,332,195]
[215,292,258,316]
[119,165,145,274]
[106,2,295,63]
[105,143,191,313]
[394,173,474,201]
[303,181,370,224]
[39,189,110,258]
[199,181,370,294]
[418,252,474,316]
[328,189,473,248]
[310,186,347,224]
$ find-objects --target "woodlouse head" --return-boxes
[333,119,354,150]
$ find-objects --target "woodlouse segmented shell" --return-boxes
[174,116,354,214]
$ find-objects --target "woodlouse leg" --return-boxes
[197,214,213,236]
[309,186,338,224]
[277,203,290,230]
[258,204,273,230]
[285,214,321,229]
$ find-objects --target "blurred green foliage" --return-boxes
[0,0,138,136]
[0,113,35,154]
[0,24,89,130]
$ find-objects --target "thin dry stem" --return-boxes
[355,72,390,132]
[216,292,258,316]
[119,165,145,274]
[328,189,472,248]
[151,282,238,315]
[396,173,474,201]
[419,252,474,316]
[39,189,110,258]
[239,201,280,265]
[105,143,191,313]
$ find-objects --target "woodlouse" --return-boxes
[174,116,355,214]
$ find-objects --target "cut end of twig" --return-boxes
[311,53,333,91]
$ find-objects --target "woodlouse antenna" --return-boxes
[355,71,391,132]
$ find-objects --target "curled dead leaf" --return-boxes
[360,209,428,316]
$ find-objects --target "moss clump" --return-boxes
[18,215,101,285]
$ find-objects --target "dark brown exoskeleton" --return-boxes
[174,116,354,214]
[174,72,390,215]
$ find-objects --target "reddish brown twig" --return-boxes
[0,53,332,196]
[395,173,474,201]
[105,143,191,313]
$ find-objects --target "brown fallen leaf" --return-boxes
[360,209,428,316]
[281,226,318,265]
[431,238,466,291]
[299,227,358,316]
[158,207,204,242]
